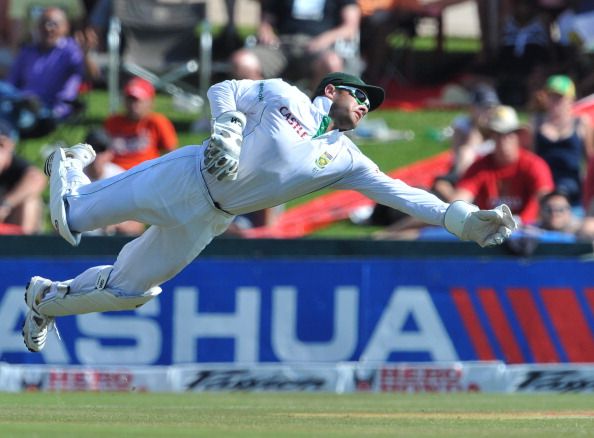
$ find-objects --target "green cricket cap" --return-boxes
[313,72,385,111]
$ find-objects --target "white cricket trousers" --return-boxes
[64,146,234,296]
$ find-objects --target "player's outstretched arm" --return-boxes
[444,201,517,247]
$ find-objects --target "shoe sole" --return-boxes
[43,151,54,176]
[22,277,51,353]
[49,148,80,246]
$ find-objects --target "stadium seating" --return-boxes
[107,0,213,113]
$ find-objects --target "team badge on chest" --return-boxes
[314,151,334,171]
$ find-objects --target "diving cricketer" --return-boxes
[23,72,516,352]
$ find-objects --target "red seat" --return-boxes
[0,223,24,235]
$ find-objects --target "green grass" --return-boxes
[0,392,592,438]
[17,90,204,165]
[389,34,481,53]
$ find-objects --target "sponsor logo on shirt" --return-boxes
[112,133,150,153]
[279,106,308,139]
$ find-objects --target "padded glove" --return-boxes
[203,110,246,181]
[444,200,517,247]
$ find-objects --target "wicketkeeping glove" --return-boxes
[444,200,517,247]
[203,110,247,181]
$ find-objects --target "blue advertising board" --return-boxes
[1,257,593,365]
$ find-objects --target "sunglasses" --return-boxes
[336,85,370,110]
[40,18,62,28]
[543,205,570,214]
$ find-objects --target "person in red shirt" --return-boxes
[104,77,178,170]
[453,105,554,224]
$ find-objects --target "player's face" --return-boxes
[38,9,69,47]
[540,195,572,231]
[329,86,369,131]
[124,95,153,120]
[491,131,520,166]
[546,91,573,116]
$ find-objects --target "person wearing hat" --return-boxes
[104,76,178,170]
[22,72,517,353]
[0,120,46,234]
[531,75,594,209]
[433,83,501,202]
[453,105,555,224]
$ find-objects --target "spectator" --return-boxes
[580,153,594,215]
[74,0,112,84]
[358,0,475,83]
[495,0,552,106]
[453,105,555,224]
[0,0,11,77]
[72,0,111,54]
[577,202,594,241]
[569,0,594,96]
[7,1,85,50]
[83,127,145,236]
[104,77,178,170]
[535,190,582,234]
[358,0,423,84]
[543,1,583,71]
[433,83,500,202]
[230,0,362,94]
[0,6,85,137]
[530,75,594,209]
[82,0,111,50]
[0,120,46,234]
[212,0,245,73]
[505,189,584,255]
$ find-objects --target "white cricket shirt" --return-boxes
[201,78,448,226]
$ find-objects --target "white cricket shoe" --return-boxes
[22,276,56,353]
[44,144,96,246]
[44,143,96,177]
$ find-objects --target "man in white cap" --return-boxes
[453,105,554,224]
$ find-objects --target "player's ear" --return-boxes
[324,84,337,99]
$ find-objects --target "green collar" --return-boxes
[313,115,332,139]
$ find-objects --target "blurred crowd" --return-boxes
[1,0,594,247]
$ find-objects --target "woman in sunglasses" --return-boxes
[23,72,517,353]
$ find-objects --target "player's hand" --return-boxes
[444,201,517,247]
[203,110,246,181]
[0,200,12,222]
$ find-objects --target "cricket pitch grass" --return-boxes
[0,392,592,437]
